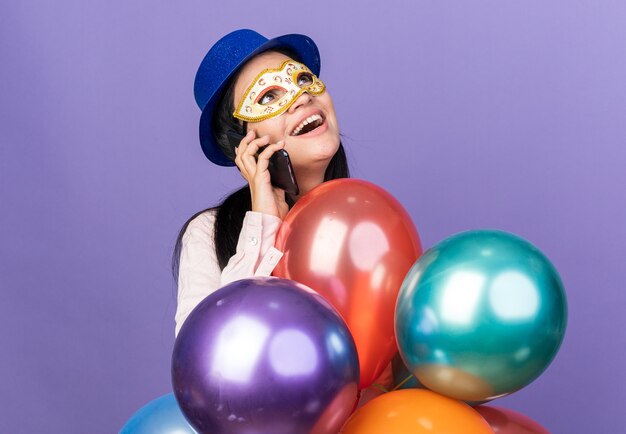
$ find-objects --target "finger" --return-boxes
[234,130,255,166]
[256,141,285,173]
[236,161,250,182]
[234,148,250,180]
[241,135,272,179]
[240,148,259,177]
[244,134,272,157]
[240,154,257,180]
[234,129,255,158]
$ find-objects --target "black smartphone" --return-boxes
[227,130,299,196]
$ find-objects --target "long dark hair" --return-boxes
[172,50,350,282]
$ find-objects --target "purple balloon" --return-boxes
[172,277,360,434]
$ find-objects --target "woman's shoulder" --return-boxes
[185,208,219,234]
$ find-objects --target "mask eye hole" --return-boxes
[296,72,314,87]
[255,86,287,105]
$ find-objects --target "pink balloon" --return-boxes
[273,179,422,389]
[476,406,550,434]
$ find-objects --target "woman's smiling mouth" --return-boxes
[290,113,326,137]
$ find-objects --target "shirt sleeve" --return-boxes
[174,210,284,337]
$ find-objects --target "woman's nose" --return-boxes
[288,92,312,113]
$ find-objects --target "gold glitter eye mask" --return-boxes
[233,59,325,122]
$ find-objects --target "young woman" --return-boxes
[172,30,390,402]
[172,29,349,336]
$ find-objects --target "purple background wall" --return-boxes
[1,1,624,432]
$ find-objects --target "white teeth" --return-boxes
[291,114,323,136]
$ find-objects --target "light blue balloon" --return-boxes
[120,393,198,434]
[395,230,567,403]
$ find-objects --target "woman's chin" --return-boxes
[292,154,336,176]
[286,128,340,168]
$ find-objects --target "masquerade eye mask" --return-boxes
[233,59,326,122]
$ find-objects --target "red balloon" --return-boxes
[476,406,550,434]
[274,179,422,388]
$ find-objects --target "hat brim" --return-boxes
[199,33,321,167]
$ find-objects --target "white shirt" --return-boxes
[174,209,284,336]
[173,208,394,397]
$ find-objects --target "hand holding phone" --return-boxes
[227,130,299,196]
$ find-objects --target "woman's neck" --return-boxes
[290,165,327,202]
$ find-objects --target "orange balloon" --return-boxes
[340,389,495,434]
[475,406,550,434]
[273,179,422,388]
